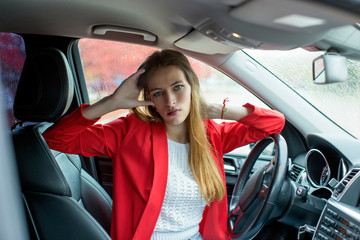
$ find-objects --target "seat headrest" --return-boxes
[14,48,74,122]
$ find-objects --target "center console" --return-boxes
[314,199,360,240]
[313,168,360,240]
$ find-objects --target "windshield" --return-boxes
[243,48,360,139]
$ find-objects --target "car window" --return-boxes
[77,40,271,155]
[244,48,360,139]
[0,33,26,128]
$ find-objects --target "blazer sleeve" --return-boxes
[42,104,131,157]
[209,103,285,154]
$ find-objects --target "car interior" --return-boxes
[1,0,360,240]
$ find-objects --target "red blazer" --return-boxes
[43,103,285,240]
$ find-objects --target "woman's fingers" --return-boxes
[136,100,154,107]
[110,69,152,109]
[115,69,144,92]
[125,69,145,85]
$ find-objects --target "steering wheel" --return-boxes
[228,134,288,240]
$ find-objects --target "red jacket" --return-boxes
[43,103,285,240]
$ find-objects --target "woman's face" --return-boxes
[147,65,191,129]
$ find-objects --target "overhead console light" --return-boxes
[197,20,262,48]
[231,32,242,38]
[175,29,238,54]
[92,25,157,42]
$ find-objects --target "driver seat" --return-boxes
[11,48,112,240]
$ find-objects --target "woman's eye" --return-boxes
[153,91,162,97]
[174,85,183,90]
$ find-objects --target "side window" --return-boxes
[78,39,268,121]
[0,33,26,128]
[78,39,157,123]
[77,39,271,155]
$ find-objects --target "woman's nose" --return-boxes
[166,92,175,106]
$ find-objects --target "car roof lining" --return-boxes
[1,0,360,56]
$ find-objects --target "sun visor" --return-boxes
[175,29,239,55]
[229,0,360,32]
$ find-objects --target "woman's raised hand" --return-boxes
[82,69,153,120]
[110,69,154,110]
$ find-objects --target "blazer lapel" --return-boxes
[133,122,168,240]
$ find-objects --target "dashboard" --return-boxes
[289,133,360,240]
[223,133,360,239]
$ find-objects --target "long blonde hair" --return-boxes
[132,49,225,204]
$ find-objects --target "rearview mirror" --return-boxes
[312,53,347,84]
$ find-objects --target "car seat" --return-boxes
[11,48,112,240]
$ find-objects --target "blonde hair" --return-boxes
[132,49,225,203]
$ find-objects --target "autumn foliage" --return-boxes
[0,33,26,127]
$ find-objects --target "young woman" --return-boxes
[43,49,285,240]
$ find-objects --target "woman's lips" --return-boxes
[167,109,180,116]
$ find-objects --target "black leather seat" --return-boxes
[11,48,112,240]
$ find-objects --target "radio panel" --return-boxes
[314,198,360,240]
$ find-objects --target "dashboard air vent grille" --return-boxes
[289,164,304,182]
[342,168,360,186]
[333,168,360,199]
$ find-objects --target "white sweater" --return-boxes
[151,139,206,240]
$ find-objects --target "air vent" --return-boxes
[333,168,360,199]
[342,168,360,186]
[289,164,304,182]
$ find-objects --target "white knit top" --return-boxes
[151,139,206,240]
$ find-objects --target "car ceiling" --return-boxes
[0,0,360,57]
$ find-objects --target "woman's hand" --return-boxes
[109,69,154,110]
[83,69,153,120]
